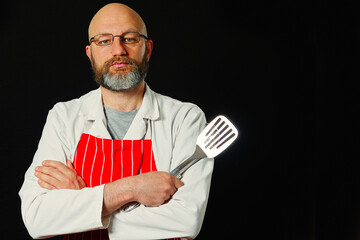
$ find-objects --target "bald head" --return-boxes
[88,3,147,40]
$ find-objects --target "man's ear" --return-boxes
[145,40,153,62]
[85,45,92,61]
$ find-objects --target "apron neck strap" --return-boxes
[144,119,152,140]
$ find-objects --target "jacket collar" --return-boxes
[80,83,159,139]
[82,83,159,122]
[138,83,160,121]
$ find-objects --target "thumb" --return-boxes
[173,177,184,189]
[67,160,86,188]
[77,175,87,188]
[66,160,76,171]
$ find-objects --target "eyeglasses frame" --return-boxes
[89,32,149,46]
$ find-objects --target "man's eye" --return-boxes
[123,38,136,43]
[98,40,112,45]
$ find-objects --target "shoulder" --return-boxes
[49,89,100,118]
[154,91,205,120]
[151,90,207,134]
[45,88,101,130]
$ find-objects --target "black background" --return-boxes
[1,0,359,239]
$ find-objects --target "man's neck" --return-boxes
[100,81,145,112]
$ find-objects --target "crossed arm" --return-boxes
[21,105,212,239]
[35,160,184,217]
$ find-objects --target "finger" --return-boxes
[35,170,60,189]
[172,177,184,189]
[42,160,71,176]
[77,175,87,188]
[42,160,65,167]
[37,179,56,190]
[43,161,79,184]
[68,160,86,188]
[66,160,76,172]
[36,166,64,182]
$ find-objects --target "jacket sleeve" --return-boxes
[18,106,110,239]
[108,105,214,239]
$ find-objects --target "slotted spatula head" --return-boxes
[122,115,238,213]
[197,115,238,158]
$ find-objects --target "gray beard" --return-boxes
[102,68,144,91]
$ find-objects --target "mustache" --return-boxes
[103,56,138,72]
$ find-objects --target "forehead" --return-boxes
[89,9,146,37]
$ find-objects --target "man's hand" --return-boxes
[35,160,86,190]
[131,171,184,207]
[102,171,184,216]
[35,160,184,216]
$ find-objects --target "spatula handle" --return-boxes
[121,168,193,212]
[122,202,141,212]
[123,147,206,212]
[170,145,206,178]
[121,165,191,212]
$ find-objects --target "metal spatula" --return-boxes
[169,115,238,178]
[122,115,239,212]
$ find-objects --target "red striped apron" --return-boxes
[63,133,180,240]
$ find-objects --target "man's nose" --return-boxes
[110,38,127,56]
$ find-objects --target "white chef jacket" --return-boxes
[19,83,214,240]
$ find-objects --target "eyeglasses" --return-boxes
[89,32,149,46]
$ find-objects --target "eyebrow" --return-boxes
[89,28,147,41]
[95,32,113,36]
[97,28,140,35]
[91,30,142,37]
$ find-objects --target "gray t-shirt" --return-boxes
[103,106,139,140]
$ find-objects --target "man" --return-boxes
[19,3,213,240]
